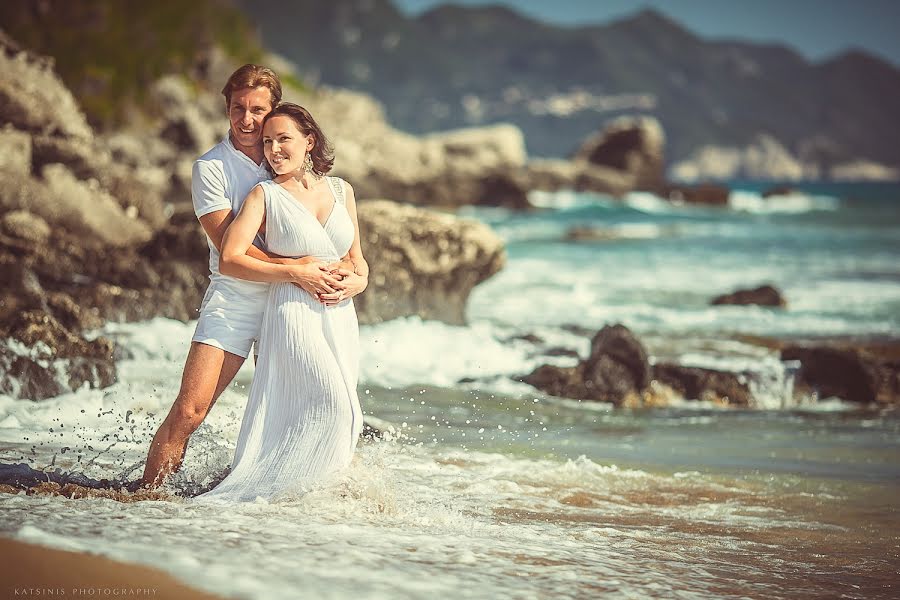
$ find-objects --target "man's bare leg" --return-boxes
[140,342,245,488]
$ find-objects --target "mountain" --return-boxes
[237,1,900,168]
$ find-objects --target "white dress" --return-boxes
[197,176,363,502]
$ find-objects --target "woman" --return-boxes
[196,103,368,502]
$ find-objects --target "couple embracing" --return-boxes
[139,65,368,502]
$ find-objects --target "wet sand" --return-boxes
[0,537,223,599]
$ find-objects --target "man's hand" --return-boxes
[289,262,345,296]
[318,270,367,305]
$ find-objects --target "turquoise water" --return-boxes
[1,183,898,599]
[465,183,900,340]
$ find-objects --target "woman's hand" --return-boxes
[289,262,345,296]
[318,270,367,305]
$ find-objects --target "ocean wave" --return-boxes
[729,189,840,214]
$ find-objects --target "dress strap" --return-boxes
[327,176,346,205]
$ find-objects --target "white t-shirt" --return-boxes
[192,133,271,293]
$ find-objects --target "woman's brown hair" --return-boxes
[264,103,335,176]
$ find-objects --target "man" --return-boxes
[140,64,344,487]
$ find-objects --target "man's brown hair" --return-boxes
[221,64,282,110]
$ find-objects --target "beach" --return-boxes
[1,184,898,599]
[0,537,222,599]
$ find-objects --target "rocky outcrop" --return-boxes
[669,135,820,182]
[355,200,506,325]
[650,363,752,406]
[521,158,634,197]
[572,116,665,192]
[515,117,668,198]
[712,285,786,308]
[297,86,530,207]
[0,36,510,400]
[520,324,650,406]
[0,35,92,139]
[829,160,900,182]
[663,183,731,205]
[520,324,756,406]
[781,344,900,405]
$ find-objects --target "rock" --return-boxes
[426,123,527,172]
[1,210,50,243]
[651,363,752,406]
[296,87,529,207]
[0,125,31,174]
[0,165,154,247]
[354,200,506,325]
[572,116,665,191]
[829,160,900,182]
[0,33,92,139]
[588,325,651,385]
[664,183,730,205]
[149,76,222,154]
[781,344,898,404]
[522,158,634,196]
[30,133,112,180]
[0,310,116,401]
[712,284,786,307]
[669,135,819,182]
[521,324,650,405]
[761,185,799,198]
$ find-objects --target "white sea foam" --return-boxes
[527,189,611,210]
[729,190,840,214]
[360,317,540,388]
[623,191,683,214]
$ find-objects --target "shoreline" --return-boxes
[0,537,224,599]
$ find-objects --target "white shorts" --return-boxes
[191,280,270,358]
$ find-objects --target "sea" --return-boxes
[1,182,898,599]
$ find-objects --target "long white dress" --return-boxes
[197,176,363,502]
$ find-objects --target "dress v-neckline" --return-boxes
[272,179,337,229]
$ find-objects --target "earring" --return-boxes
[303,154,314,174]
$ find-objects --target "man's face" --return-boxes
[228,86,274,150]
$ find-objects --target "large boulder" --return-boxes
[354,200,506,325]
[572,116,665,191]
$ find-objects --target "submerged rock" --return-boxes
[712,285,786,308]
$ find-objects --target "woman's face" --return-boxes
[262,115,313,175]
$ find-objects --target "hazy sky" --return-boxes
[395,0,900,66]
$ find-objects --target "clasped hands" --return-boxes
[288,259,367,306]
